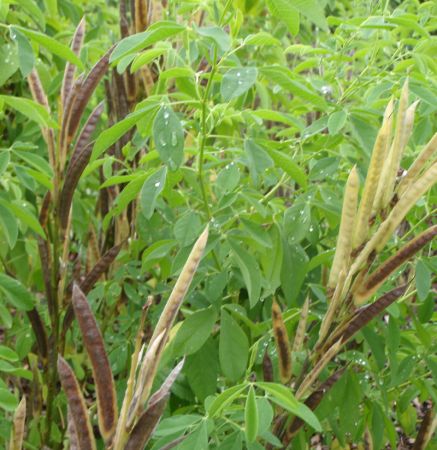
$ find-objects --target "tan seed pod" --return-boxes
[354,225,437,305]
[397,132,437,197]
[272,300,292,384]
[67,407,79,450]
[71,284,118,442]
[9,395,26,450]
[354,101,393,248]
[61,17,86,110]
[328,166,359,289]
[57,356,96,450]
[292,296,309,354]
[135,0,149,32]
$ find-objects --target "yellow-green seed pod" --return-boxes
[397,132,437,197]
[328,166,359,289]
[354,100,393,248]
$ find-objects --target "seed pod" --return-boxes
[28,69,49,110]
[57,356,96,450]
[272,300,292,384]
[285,368,345,440]
[70,102,104,167]
[61,17,86,110]
[71,284,117,442]
[134,0,148,32]
[58,143,93,229]
[354,225,437,305]
[397,132,437,197]
[61,75,84,150]
[26,308,48,361]
[9,396,26,450]
[67,407,79,450]
[413,404,437,450]
[292,296,309,354]
[380,79,410,209]
[67,47,114,144]
[148,358,185,408]
[354,101,393,248]
[124,395,167,450]
[328,166,359,289]
[295,340,342,399]
[262,350,273,382]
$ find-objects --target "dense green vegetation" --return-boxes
[1,0,436,448]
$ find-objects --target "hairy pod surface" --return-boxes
[10,396,26,450]
[292,296,309,353]
[57,356,96,450]
[272,300,292,383]
[71,284,118,442]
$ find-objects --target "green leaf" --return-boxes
[283,201,311,244]
[0,199,45,238]
[14,26,83,69]
[415,260,431,301]
[245,385,259,443]
[110,21,185,62]
[229,240,261,308]
[0,273,35,311]
[153,105,184,170]
[131,48,167,72]
[0,95,57,128]
[244,139,273,185]
[219,310,249,382]
[266,0,300,35]
[266,148,307,188]
[244,32,281,47]
[0,203,18,248]
[140,166,167,219]
[216,162,240,195]
[280,243,308,304]
[155,414,203,437]
[174,213,203,247]
[0,151,10,176]
[176,420,208,450]
[221,67,258,101]
[291,0,328,31]
[11,27,34,77]
[208,383,247,417]
[0,388,18,412]
[0,345,19,362]
[328,110,348,135]
[173,308,217,356]
[256,382,322,432]
[196,26,231,52]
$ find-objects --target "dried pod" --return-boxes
[328,166,359,289]
[148,358,185,408]
[67,407,79,450]
[61,17,86,110]
[292,296,309,354]
[58,143,93,229]
[26,309,48,361]
[57,356,96,450]
[28,69,49,111]
[397,132,437,197]
[124,396,168,450]
[70,102,104,168]
[71,284,118,442]
[354,225,437,305]
[354,101,393,248]
[413,404,436,450]
[67,47,114,144]
[134,0,149,32]
[272,300,292,384]
[9,396,26,450]
[262,350,274,382]
[295,340,342,399]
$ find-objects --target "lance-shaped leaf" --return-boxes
[296,340,342,399]
[285,368,346,440]
[58,143,93,229]
[67,47,113,144]
[376,79,409,210]
[272,300,292,383]
[413,404,436,450]
[61,18,86,110]
[71,284,118,442]
[354,101,393,248]
[354,225,437,305]
[9,395,26,450]
[328,166,359,289]
[124,396,167,450]
[292,296,309,354]
[397,132,437,197]
[69,102,104,168]
[57,356,96,450]
[350,161,437,276]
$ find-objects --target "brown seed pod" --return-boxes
[285,368,346,441]
[71,284,118,442]
[134,0,148,32]
[67,46,114,144]
[354,225,437,304]
[263,349,274,382]
[124,395,168,450]
[67,407,79,450]
[272,300,292,384]
[58,143,93,229]
[413,403,436,450]
[57,356,96,450]
[9,395,26,450]
[28,69,49,110]
[69,102,104,168]
[26,309,48,362]
[61,17,86,110]
[292,297,309,354]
